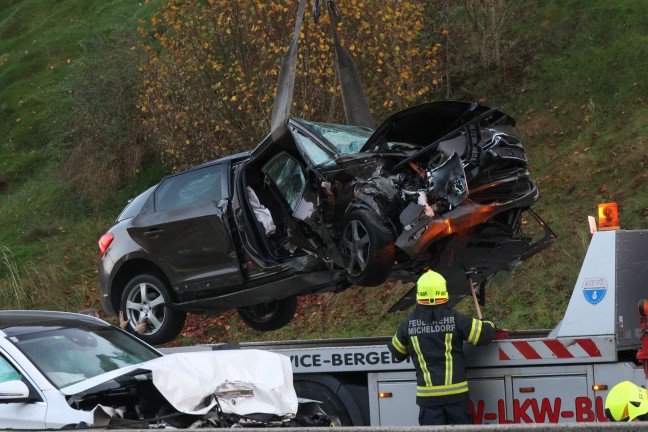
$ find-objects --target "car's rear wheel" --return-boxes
[341,209,395,286]
[121,274,186,345]
[237,296,298,331]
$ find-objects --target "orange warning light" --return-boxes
[597,203,620,231]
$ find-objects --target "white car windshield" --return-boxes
[9,326,159,389]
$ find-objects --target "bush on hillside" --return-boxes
[62,29,157,208]
[137,0,441,169]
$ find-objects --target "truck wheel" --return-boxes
[237,296,298,331]
[294,381,352,426]
[341,209,395,286]
[121,274,186,345]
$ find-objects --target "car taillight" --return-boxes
[98,233,114,256]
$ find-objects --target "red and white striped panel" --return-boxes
[498,339,602,361]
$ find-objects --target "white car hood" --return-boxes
[61,349,298,417]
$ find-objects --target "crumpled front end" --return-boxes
[361,102,555,297]
[368,103,548,261]
[62,350,335,429]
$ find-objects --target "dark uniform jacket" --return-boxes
[387,304,494,407]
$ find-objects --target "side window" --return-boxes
[0,355,21,383]
[154,164,222,212]
[263,153,306,212]
[116,185,156,222]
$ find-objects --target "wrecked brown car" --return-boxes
[99,100,554,344]
[241,100,554,304]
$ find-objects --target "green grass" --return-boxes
[0,0,156,316]
[0,0,646,346]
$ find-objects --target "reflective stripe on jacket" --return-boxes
[387,304,494,407]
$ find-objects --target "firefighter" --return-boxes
[387,270,495,425]
[604,381,648,422]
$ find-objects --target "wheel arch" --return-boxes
[345,198,398,238]
[111,259,173,314]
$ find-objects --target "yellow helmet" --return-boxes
[604,381,648,422]
[416,271,448,306]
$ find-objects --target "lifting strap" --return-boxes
[270,0,374,138]
[270,0,308,136]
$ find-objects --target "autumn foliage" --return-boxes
[137,0,440,169]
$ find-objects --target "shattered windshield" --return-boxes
[296,121,418,164]
[9,326,159,389]
[306,121,374,155]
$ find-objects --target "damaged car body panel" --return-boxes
[0,311,331,429]
[241,100,554,301]
[100,101,553,344]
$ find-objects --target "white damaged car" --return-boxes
[0,310,331,429]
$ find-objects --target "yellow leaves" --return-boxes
[139,0,439,167]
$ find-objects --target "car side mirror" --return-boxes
[0,380,30,403]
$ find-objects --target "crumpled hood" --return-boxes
[61,349,298,417]
[360,100,512,152]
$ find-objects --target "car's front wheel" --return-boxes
[121,274,186,345]
[237,297,298,331]
[341,209,395,286]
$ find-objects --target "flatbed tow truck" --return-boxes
[165,207,648,426]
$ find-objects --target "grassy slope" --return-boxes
[0,0,156,308]
[0,0,646,345]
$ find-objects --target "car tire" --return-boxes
[121,274,186,345]
[293,381,352,426]
[237,296,298,331]
[341,209,395,286]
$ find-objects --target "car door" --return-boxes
[0,351,46,429]
[128,161,243,292]
[261,149,341,261]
